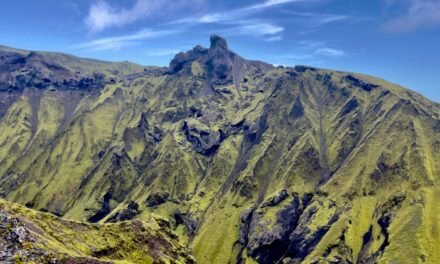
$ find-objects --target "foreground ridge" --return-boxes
[0,199,195,263]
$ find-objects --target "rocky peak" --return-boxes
[168,45,208,73]
[167,35,273,87]
[168,35,232,74]
[209,35,229,58]
[206,35,234,83]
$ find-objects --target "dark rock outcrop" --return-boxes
[247,194,303,263]
[146,191,170,208]
[168,35,273,95]
[290,97,304,119]
[169,45,208,73]
[174,211,198,236]
[182,121,226,155]
[0,50,110,92]
[206,35,234,83]
[340,97,360,117]
[261,189,289,208]
[106,201,140,223]
[0,207,49,262]
[345,75,379,92]
[87,192,112,223]
[284,209,340,262]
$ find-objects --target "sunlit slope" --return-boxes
[0,36,439,263]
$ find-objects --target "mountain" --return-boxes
[0,35,439,263]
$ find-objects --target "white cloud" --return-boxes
[170,0,295,40]
[74,29,177,51]
[271,42,346,65]
[265,36,283,42]
[146,49,182,56]
[299,40,326,49]
[383,0,440,32]
[184,11,234,24]
[230,23,284,36]
[247,0,303,10]
[312,14,348,27]
[170,0,344,42]
[85,0,203,32]
[269,52,324,67]
[280,10,348,27]
[314,48,346,57]
[178,0,303,24]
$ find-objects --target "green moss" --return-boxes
[192,203,242,264]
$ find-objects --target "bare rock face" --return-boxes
[209,35,229,54]
[168,34,234,83]
[243,194,303,263]
[0,207,50,263]
[344,74,379,92]
[146,191,170,208]
[182,121,226,155]
[106,201,140,222]
[169,45,208,73]
[207,35,234,83]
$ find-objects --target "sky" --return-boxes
[0,0,439,102]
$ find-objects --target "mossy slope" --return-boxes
[0,199,195,263]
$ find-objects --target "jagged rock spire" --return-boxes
[209,35,228,52]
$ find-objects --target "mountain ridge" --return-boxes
[2,38,437,104]
[0,35,439,263]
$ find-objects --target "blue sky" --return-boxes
[0,0,439,102]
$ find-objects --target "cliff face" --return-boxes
[0,36,439,263]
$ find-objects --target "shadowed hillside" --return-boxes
[0,36,439,263]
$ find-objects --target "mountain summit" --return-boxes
[210,34,228,51]
[0,36,439,263]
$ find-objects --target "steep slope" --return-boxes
[0,199,195,263]
[0,35,439,263]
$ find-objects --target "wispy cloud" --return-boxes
[225,22,284,37]
[383,0,440,32]
[265,36,283,42]
[311,14,348,27]
[146,48,182,56]
[270,40,346,65]
[246,0,304,11]
[298,40,327,49]
[172,0,301,39]
[85,0,203,32]
[300,40,346,57]
[171,0,347,40]
[269,52,324,67]
[177,0,302,24]
[281,10,348,27]
[79,0,295,51]
[74,29,177,51]
[314,48,346,57]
